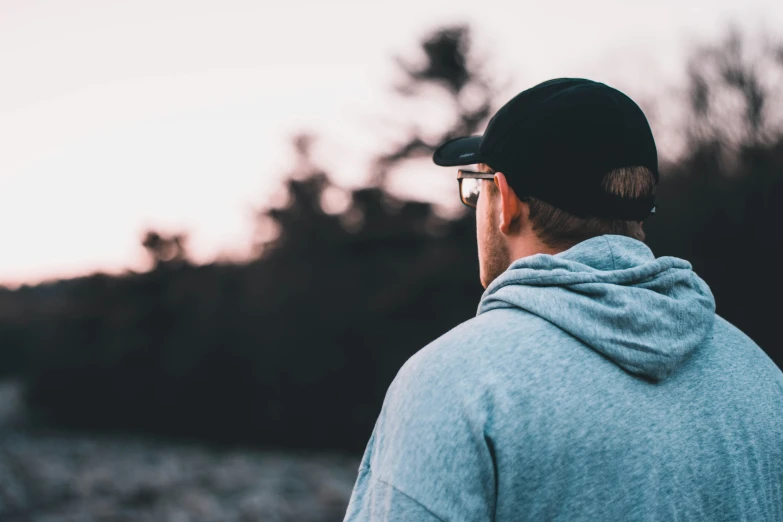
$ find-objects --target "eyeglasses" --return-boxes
[457,170,496,209]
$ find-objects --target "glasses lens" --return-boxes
[460,178,481,208]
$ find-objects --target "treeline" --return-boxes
[0,27,780,453]
[16,183,481,452]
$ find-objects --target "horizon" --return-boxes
[2,0,783,287]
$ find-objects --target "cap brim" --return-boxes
[432,135,483,166]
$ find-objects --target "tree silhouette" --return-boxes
[142,230,190,269]
[685,29,783,147]
[373,26,497,185]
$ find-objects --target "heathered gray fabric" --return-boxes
[343,235,783,522]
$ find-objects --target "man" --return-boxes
[343,78,783,521]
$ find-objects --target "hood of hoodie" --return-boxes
[477,235,716,381]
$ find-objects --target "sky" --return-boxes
[2,0,782,286]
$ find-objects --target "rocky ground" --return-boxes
[0,381,360,522]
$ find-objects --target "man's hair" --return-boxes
[481,164,656,249]
[526,166,656,249]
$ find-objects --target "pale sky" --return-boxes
[2,0,782,286]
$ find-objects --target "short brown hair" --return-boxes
[527,166,656,250]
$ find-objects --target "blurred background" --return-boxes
[1,1,783,521]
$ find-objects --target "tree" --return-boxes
[142,230,190,269]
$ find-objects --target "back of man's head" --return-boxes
[526,165,656,250]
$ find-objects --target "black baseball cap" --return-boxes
[433,78,658,220]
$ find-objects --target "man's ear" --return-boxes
[494,172,523,235]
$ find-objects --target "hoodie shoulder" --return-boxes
[709,315,783,383]
[394,306,582,406]
[363,314,504,521]
[399,308,560,383]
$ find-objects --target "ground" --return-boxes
[0,380,360,522]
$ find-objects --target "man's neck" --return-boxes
[508,234,563,261]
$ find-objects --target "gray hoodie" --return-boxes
[343,234,783,521]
